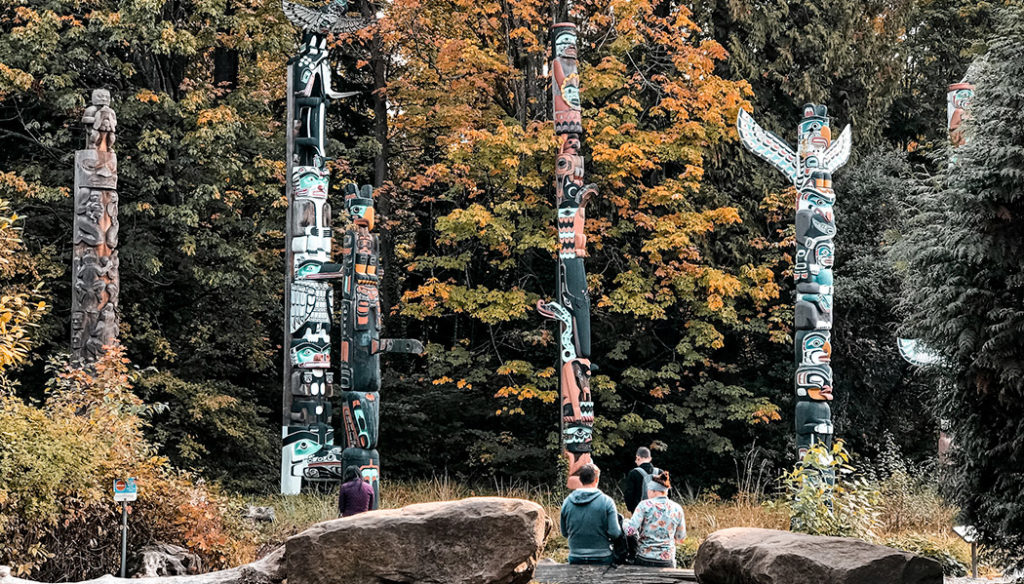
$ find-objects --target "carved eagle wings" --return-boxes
[822,123,852,173]
[737,109,853,182]
[736,108,798,184]
[282,0,372,34]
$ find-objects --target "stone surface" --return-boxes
[243,505,276,523]
[0,546,283,584]
[284,496,550,584]
[695,528,943,584]
[132,543,203,577]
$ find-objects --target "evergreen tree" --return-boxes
[897,5,1024,568]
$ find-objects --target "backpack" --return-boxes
[638,465,661,502]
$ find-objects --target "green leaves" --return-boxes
[896,6,1024,570]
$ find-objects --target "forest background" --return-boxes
[0,0,1011,576]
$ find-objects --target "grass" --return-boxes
[226,469,991,573]
[236,473,973,572]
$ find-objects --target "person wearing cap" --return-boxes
[623,470,686,567]
[560,463,623,565]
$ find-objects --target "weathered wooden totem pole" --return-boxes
[737,105,850,457]
[280,0,421,499]
[72,89,119,364]
[538,23,597,489]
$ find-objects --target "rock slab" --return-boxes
[694,528,942,584]
[132,543,203,577]
[284,497,550,584]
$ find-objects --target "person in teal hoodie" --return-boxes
[560,464,622,565]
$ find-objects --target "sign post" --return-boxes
[953,525,978,578]
[113,478,137,578]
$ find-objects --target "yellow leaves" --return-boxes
[402,278,533,324]
[196,105,239,126]
[135,89,160,104]
[0,199,46,374]
[751,406,783,424]
[0,64,34,99]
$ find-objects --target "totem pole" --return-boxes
[538,23,597,490]
[72,89,119,364]
[280,0,421,499]
[947,81,975,148]
[737,105,851,457]
[897,76,974,462]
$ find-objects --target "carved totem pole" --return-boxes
[947,81,975,148]
[897,76,974,462]
[538,23,597,490]
[280,0,421,499]
[737,105,851,457]
[72,89,119,364]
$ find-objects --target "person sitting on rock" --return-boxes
[623,470,686,568]
[560,463,622,565]
[338,465,375,517]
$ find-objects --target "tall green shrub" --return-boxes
[896,4,1024,570]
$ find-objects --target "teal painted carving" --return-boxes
[737,104,851,457]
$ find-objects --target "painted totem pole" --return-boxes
[280,0,421,499]
[538,23,597,490]
[897,76,974,462]
[947,81,975,147]
[72,89,119,364]
[737,105,851,456]
[280,0,369,495]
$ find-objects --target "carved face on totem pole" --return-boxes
[552,24,583,135]
[799,104,831,164]
[77,149,118,190]
[282,427,331,480]
[344,183,375,230]
[554,27,577,59]
[292,167,333,275]
[341,391,379,450]
[290,279,332,368]
[947,83,975,146]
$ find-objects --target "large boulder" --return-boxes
[284,497,550,584]
[694,528,942,584]
[131,543,203,577]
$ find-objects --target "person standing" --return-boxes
[624,470,686,568]
[560,464,623,565]
[338,465,375,517]
[623,446,660,513]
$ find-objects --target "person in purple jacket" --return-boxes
[338,465,375,517]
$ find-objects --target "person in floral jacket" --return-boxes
[623,470,686,567]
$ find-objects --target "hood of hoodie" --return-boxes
[568,488,604,505]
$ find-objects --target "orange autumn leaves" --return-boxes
[366,0,782,430]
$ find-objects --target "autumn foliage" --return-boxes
[376,0,783,466]
[0,348,254,579]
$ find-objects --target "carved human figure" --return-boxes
[82,89,117,151]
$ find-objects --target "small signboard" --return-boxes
[953,525,977,543]
[113,478,137,502]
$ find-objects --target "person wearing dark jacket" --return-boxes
[338,465,375,517]
[623,447,659,513]
[560,464,622,565]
